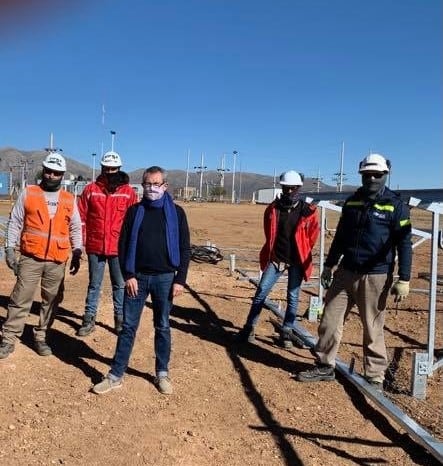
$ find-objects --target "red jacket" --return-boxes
[78,172,138,255]
[259,200,319,281]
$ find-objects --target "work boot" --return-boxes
[367,379,384,394]
[77,315,96,337]
[295,364,335,382]
[114,315,123,334]
[234,326,256,344]
[34,340,52,356]
[0,341,15,359]
[279,330,293,349]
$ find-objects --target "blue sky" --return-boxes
[0,0,441,189]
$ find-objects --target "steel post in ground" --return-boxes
[229,254,236,276]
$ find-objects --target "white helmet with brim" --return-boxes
[101,151,122,167]
[42,152,66,172]
[279,170,304,186]
[359,153,390,173]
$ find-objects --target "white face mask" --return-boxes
[143,185,165,201]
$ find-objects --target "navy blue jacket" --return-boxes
[118,203,191,285]
[325,187,412,280]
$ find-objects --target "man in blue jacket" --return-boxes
[296,154,412,391]
[92,166,191,396]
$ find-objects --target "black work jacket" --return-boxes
[325,187,412,280]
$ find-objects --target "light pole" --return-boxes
[339,141,345,192]
[238,160,243,202]
[185,149,190,200]
[110,130,116,151]
[231,150,238,204]
[92,153,97,181]
[194,152,207,199]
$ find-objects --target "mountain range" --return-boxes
[0,147,355,199]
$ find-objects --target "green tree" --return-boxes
[210,186,226,197]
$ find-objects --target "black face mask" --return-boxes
[104,172,121,192]
[361,173,387,197]
[40,177,62,192]
[279,187,301,208]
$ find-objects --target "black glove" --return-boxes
[5,247,18,275]
[69,249,82,275]
[321,267,333,289]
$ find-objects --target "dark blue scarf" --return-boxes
[125,192,180,274]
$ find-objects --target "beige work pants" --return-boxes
[2,255,66,345]
[315,266,392,382]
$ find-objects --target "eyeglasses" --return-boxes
[43,169,64,176]
[282,185,299,191]
[142,182,165,188]
[362,172,385,179]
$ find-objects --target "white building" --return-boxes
[253,187,282,204]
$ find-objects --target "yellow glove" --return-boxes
[391,280,409,303]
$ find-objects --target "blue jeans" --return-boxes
[110,272,175,379]
[245,262,303,331]
[84,254,125,318]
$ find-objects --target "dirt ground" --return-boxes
[0,201,442,466]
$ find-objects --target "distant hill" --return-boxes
[0,147,92,186]
[0,147,355,199]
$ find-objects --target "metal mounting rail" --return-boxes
[236,268,443,463]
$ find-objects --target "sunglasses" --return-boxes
[362,172,385,179]
[44,169,64,176]
[142,182,165,188]
[282,185,299,191]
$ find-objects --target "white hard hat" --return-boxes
[42,152,66,172]
[358,153,390,173]
[101,151,122,167]
[279,170,304,186]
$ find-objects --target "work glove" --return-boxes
[69,249,82,275]
[321,266,333,289]
[5,247,18,275]
[391,280,410,303]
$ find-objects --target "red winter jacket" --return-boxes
[78,172,138,256]
[259,200,320,281]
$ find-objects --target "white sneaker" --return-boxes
[92,375,122,394]
[155,376,173,395]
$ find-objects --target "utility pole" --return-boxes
[216,153,230,201]
[10,159,34,191]
[205,180,215,198]
[194,152,207,199]
[333,141,346,192]
[272,168,278,199]
[92,153,97,181]
[101,104,105,156]
[44,132,62,154]
[339,141,345,192]
[312,168,323,193]
[238,160,243,202]
[231,150,238,204]
[184,149,190,200]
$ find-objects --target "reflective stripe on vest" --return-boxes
[374,203,394,212]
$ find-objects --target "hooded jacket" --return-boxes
[78,171,138,255]
[259,199,320,281]
[324,187,412,280]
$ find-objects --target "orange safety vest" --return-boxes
[20,185,75,263]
